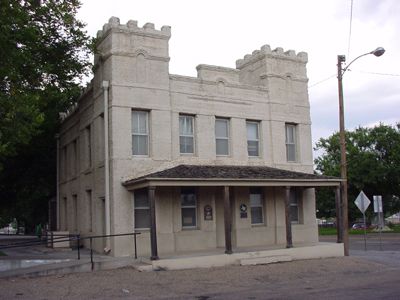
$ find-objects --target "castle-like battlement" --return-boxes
[236,44,308,69]
[96,17,171,41]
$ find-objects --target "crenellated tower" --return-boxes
[93,17,171,93]
[236,45,309,107]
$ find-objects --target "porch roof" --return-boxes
[122,165,342,190]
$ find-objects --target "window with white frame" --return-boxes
[215,118,230,156]
[250,188,264,225]
[132,111,149,156]
[179,115,194,154]
[285,123,297,162]
[134,189,150,229]
[247,121,260,157]
[181,187,197,228]
[289,189,301,224]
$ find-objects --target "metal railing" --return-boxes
[0,232,141,271]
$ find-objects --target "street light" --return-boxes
[337,47,385,256]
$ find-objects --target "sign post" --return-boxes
[373,195,383,250]
[354,191,371,251]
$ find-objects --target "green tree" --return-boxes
[0,0,92,230]
[314,123,400,222]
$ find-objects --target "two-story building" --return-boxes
[57,17,342,261]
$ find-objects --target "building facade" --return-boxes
[57,17,341,258]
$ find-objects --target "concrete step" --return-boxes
[240,255,292,266]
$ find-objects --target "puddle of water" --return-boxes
[0,259,71,272]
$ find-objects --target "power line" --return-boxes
[347,0,354,58]
[308,74,336,88]
[353,70,400,77]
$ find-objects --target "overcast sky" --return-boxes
[78,0,399,155]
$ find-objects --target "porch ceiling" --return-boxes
[122,165,342,190]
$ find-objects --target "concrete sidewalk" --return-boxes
[0,235,344,278]
[0,236,145,278]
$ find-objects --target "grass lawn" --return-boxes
[319,224,400,235]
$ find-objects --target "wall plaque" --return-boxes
[204,204,213,220]
[240,204,248,218]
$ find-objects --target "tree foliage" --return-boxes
[315,123,400,221]
[0,0,92,162]
[0,0,92,230]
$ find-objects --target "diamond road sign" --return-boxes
[354,191,371,214]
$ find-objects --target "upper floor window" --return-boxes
[181,187,197,228]
[246,121,260,157]
[132,110,149,156]
[134,189,150,229]
[84,125,92,169]
[215,118,230,156]
[179,115,194,154]
[285,124,297,162]
[250,188,264,225]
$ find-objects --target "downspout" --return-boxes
[103,81,111,252]
[55,134,60,230]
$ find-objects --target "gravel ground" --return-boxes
[1,256,397,300]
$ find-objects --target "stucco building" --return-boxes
[57,17,342,260]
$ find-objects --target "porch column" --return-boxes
[223,186,233,254]
[335,186,343,243]
[148,186,159,260]
[284,186,293,248]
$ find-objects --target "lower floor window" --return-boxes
[181,187,197,228]
[289,189,301,224]
[250,188,264,225]
[134,189,150,229]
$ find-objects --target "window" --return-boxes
[73,195,78,231]
[98,114,105,162]
[181,188,197,228]
[250,188,264,225]
[134,189,150,229]
[289,189,301,224]
[215,118,230,156]
[63,197,68,230]
[132,110,149,156]
[86,190,92,232]
[247,121,260,157]
[285,124,297,162]
[179,115,195,154]
[84,125,92,169]
[61,146,67,180]
[72,140,78,176]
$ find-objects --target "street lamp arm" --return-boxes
[342,47,385,75]
[342,52,371,73]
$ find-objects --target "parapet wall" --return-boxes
[96,17,171,41]
[236,44,308,69]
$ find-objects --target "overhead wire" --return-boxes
[347,0,354,59]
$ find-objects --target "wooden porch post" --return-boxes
[148,186,159,260]
[284,186,293,248]
[335,186,343,243]
[223,186,233,254]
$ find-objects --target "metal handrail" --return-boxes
[0,232,141,271]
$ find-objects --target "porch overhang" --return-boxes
[122,164,342,190]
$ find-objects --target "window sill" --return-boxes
[134,228,150,232]
[181,227,199,231]
[251,223,266,228]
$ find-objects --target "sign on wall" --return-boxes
[240,204,247,218]
[204,205,213,221]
